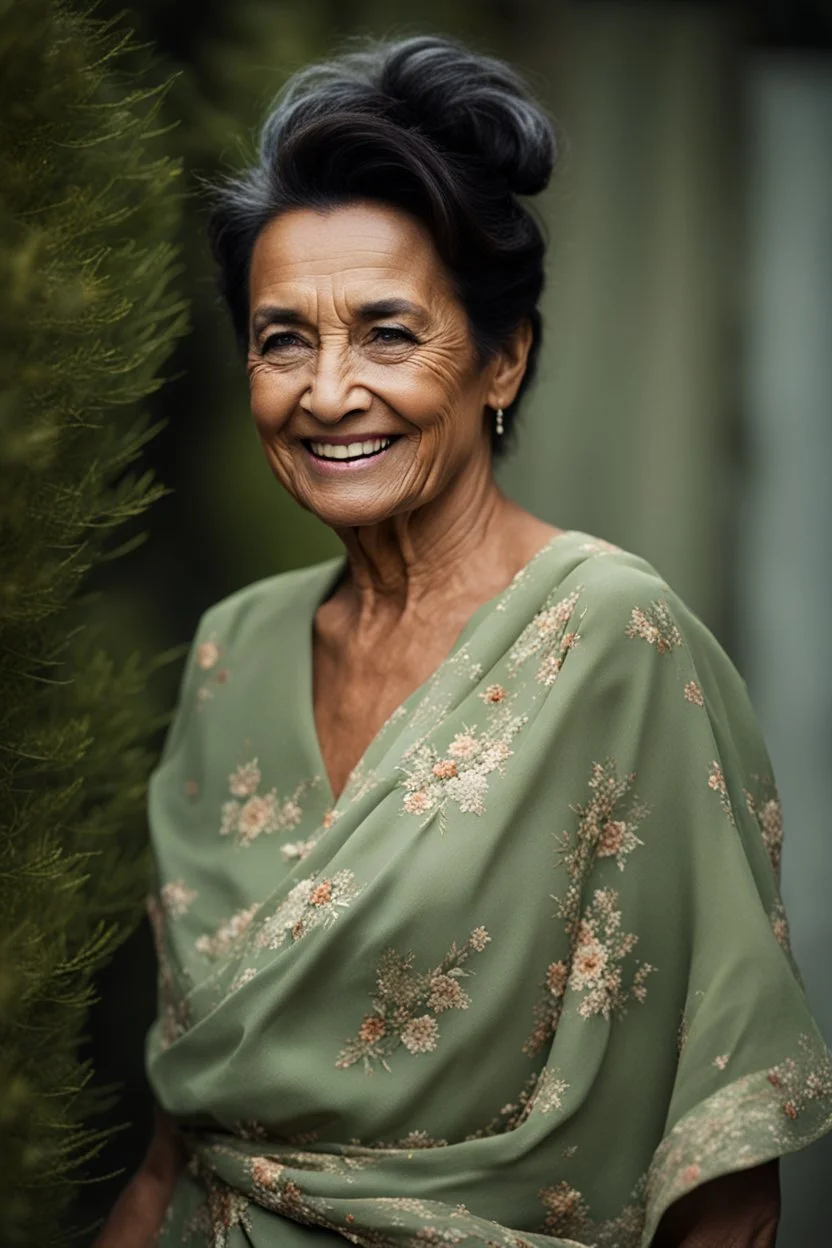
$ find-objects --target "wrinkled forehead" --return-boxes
[248,202,457,316]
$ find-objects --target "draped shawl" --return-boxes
[146,529,832,1248]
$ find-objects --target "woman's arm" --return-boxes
[651,1160,780,1248]
[92,1106,186,1248]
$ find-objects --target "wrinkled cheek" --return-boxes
[424,406,466,469]
[248,372,295,438]
[257,439,308,509]
[247,383,295,489]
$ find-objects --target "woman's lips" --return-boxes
[301,436,402,474]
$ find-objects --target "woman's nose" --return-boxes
[302,342,370,423]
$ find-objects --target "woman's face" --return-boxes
[246,201,525,530]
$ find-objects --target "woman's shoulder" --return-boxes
[555,530,733,670]
[557,530,679,615]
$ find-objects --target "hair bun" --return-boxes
[377,36,556,196]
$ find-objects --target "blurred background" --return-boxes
[78,0,832,1242]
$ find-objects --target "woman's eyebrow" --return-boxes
[251,305,306,335]
[251,298,428,337]
[355,298,427,322]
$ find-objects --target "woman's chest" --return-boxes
[311,629,461,802]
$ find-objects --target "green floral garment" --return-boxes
[146,530,832,1248]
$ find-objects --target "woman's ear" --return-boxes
[486,319,534,410]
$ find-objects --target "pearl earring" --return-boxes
[495,407,505,436]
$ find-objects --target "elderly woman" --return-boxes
[97,34,831,1248]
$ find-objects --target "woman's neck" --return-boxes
[327,472,558,633]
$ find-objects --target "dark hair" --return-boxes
[206,35,558,457]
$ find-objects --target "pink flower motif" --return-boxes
[546,960,568,997]
[309,880,332,906]
[448,733,478,760]
[432,759,458,780]
[571,930,608,990]
[404,790,429,814]
[708,762,727,794]
[251,1156,282,1190]
[597,819,627,857]
[237,795,274,842]
[681,1164,701,1184]
[358,1015,386,1044]
[197,640,220,670]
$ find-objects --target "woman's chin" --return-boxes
[301,495,406,530]
[291,457,424,530]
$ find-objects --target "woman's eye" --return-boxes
[372,326,417,345]
[259,331,303,354]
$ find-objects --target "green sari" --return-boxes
[146,529,832,1248]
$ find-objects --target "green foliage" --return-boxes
[0,0,188,1240]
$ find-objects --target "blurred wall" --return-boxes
[499,1,739,638]
[738,54,832,1246]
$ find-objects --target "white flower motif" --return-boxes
[160,879,197,918]
[195,904,260,960]
[281,799,303,825]
[400,1015,439,1054]
[220,800,240,837]
[229,759,261,798]
[196,640,220,670]
[427,974,470,1013]
[237,794,277,843]
[684,680,704,706]
[229,967,258,993]
[281,838,316,862]
[532,1068,570,1114]
[445,769,490,815]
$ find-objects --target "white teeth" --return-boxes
[309,437,393,460]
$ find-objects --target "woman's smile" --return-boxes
[301,432,404,474]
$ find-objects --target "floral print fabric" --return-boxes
[146,531,832,1248]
